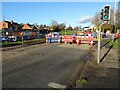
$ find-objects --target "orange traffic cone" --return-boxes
[58,38,60,44]
[46,34,48,44]
[90,41,93,46]
[76,39,80,45]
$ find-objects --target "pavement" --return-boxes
[76,43,119,88]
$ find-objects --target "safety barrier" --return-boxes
[45,33,62,44]
[63,35,94,46]
[76,36,94,46]
[64,36,73,44]
[116,33,120,38]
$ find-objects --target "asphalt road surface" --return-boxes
[2,43,91,88]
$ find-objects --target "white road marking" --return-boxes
[48,82,67,89]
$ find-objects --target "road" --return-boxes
[2,43,91,88]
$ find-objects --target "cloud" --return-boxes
[79,16,93,23]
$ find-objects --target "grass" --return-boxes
[109,38,120,51]
[0,38,45,47]
[60,30,77,35]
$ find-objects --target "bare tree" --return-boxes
[58,23,65,30]
[51,20,58,26]
[92,8,119,32]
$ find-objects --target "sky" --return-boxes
[1,2,115,28]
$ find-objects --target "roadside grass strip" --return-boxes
[60,30,77,35]
[1,41,22,46]
[109,38,120,51]
[0,38,45,47]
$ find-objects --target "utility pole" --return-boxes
[114,0,117,26]
[65,9,67,36]
[64,8,71,36]
[118,1,120,30]
[113,0,117,33]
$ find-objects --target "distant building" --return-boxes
[0,20,19,30]
[83,27,89,31]
[22,24,37,30]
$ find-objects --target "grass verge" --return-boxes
[0,38,45,47]
[109,38,120,51]
[60,30,77,35]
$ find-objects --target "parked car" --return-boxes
[0,36,9,42]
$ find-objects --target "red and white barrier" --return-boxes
[46,34,48,44]
[64,36,73,44]
[76,36,94,46]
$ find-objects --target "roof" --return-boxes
[22,24,38,30]
[3,20,19,25]
[27,24,38,29]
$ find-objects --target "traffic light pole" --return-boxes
[97,21,107,64]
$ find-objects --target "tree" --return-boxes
[51,20,58,26]
[43,24,47,29]
[40,24,44,30]
[74,26,79,31]
[51,20,59,32]
[18,23,24,30]
[58,23,65,30]
[92,8,119,32]
[67,25,73,30]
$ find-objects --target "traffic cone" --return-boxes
[76,39,80,45]
[90,41,93,46]
[46,34,48,44]
[58,38,60,44]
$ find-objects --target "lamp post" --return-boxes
[97,21,107,64]
[114,0,117,28]
[64,8,71,36]
[65,27,67,36]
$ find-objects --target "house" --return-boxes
[22,24,38,30]
[22,24,39,39]
[0,20,20,36]
[0,20,19,30]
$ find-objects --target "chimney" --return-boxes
[11,20,13,24]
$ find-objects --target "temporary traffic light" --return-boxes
[100,9,104,20]
[103,5,110,21]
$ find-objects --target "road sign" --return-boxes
[64,36,73,43]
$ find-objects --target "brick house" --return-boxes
[22,24,38,39]
[0,20,20,36]
[22,24,37,30]
[0,20,19,30]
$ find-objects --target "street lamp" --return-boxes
[64,8,71,36]
[65,27,67,36]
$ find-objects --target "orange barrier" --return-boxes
[116,33,119,38]
[64,36,73,44]
[46,34,48,44]
[76,36,94,46]
[76,37,81,45]
[58,38,60,44]
[90,41,93,46]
